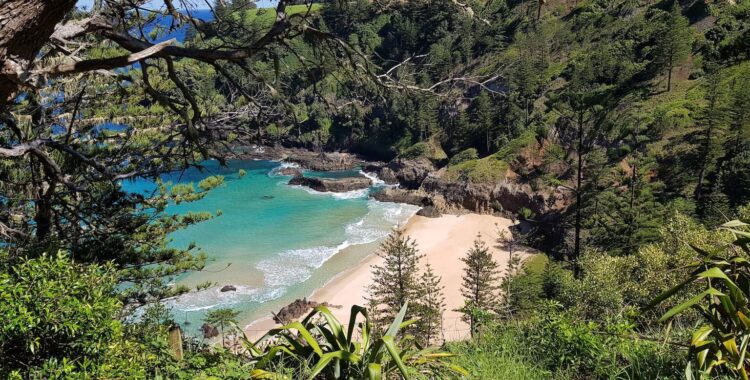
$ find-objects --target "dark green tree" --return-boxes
[458,236,500,337]
[367,229,424,331]
[654,3,692,92]
[415,262,445,346]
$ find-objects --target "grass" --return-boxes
[445,325,562,380]
[444,129,537,184]
[443,156,509,183]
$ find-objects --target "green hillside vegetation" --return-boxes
[4,0,750,378]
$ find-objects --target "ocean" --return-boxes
[124,159,418,336]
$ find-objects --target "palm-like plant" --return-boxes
[244,303,466,379]
[649,220,750,379]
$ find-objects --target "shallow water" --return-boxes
[124,159,417,335]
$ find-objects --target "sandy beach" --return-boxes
[244,213,517,342]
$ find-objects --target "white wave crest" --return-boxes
[288,184,369,200]
[256,242,352,287]
[359,170,385,186]
[268,161,302,177]
[163,285,285,313]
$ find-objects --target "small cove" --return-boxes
[124,159,418,336]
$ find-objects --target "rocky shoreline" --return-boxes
[288,174,372,193]
[239,144,567,218]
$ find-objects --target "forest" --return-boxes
[2,0,750,378]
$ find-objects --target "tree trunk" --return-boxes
[0,0,77,105]
[573,111,584,278]
[667,55,674,92]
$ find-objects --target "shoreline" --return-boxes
[243,212,518,342]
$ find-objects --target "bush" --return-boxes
[444,157,509,183]
[449,148,479,165]
[0,253,135,379]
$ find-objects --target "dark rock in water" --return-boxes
[261,195,274,200]
[285,151,359,171]
[384,158,436,189]
[272,298,340,325]
[416,206,441,218]
[201,323,219,339]
[288,175,371,193]
[275,167,302,176]
[372,187,431,206]
[220,285,236,292]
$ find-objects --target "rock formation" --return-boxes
[288,175,372,193]
[271,298,340,325]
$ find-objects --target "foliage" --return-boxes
[414,262,446,346]
[247,303,466,379]
[448,148,478,166]
[367,230,424,333]
[204,308,240,348]
[0,252,122,378]
[649,220,750,379]
[458,236,501,336]
[443,157,509,184]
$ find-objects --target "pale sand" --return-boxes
[244,213,517,342]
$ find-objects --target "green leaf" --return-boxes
[367,363,382,380]
[385,302,408,338]
[722,220,749,228]
[381,336,410,379]
[308,351,361,379]
[660,288,725,322]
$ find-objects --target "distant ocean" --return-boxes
[124,160,418,335]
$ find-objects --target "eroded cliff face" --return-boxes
[369,155,570,217]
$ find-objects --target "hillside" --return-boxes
[2,0,750,378]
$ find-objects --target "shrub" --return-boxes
[444,157,509,183]
[449,148,478,165]
[246,303,466,379]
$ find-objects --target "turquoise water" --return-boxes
[125,160,417,335]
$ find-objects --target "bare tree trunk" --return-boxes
[0,0,77,105]
[667,55,674,92]
[573,111,584,278]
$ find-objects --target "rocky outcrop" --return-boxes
[286,151,359,171]
[416,206,441,218]
[386,158,436,189]
[201,323,219,339]
[289,175,372,193]
[372,187,431,206]
[421,176,566,215]
[239,145,362,171]
[362,163,399,185]
[363,159,435,188]
[220,285,236,292]
[274,167,303,176]
[272,298,340,325]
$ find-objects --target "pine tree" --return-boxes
[458,236,501,337]
[415,263,445,346]
[498,227,523,318]
[695,70,727,201]
[654,3,692,92]
[367,229,424,331]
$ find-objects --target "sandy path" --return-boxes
[244,213,516,342]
